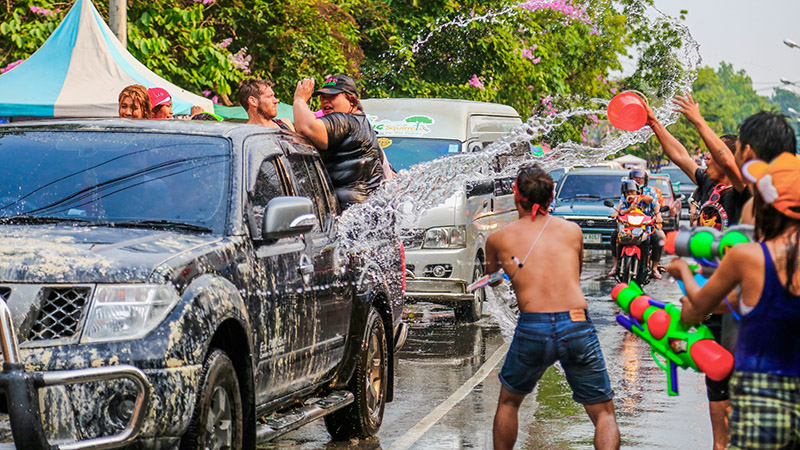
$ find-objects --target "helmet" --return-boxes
[620,179,640,195]
[629,168,649,186]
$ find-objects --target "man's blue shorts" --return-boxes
[499,310,614,405]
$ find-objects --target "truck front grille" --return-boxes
[30,287,91,341]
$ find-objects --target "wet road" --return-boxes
[261,249,712,449]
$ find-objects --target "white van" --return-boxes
[362,98,522,321]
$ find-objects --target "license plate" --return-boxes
[583,233,602,244]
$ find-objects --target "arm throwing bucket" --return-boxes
[607,91,648,131]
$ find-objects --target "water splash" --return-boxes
[343,2,701,338]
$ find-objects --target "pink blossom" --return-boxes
[1,59,23,74]
[217,38,233,49]
[202,90,212,97]
[532,56,541,64]
[211,95,220,104]
[468,74,485,90]
[29,5,54,16]
[521,49,533,59]
[610,88,618,94]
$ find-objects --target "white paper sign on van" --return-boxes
[368,115,435,136]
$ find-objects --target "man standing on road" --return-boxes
[292,74,384,209]
[487,165,619,450]
[238,79,294,131]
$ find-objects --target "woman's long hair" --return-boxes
[754,190,800,295]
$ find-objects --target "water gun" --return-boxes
[611,281,734,396]
[664,225,753,277]
[466,270,506,292]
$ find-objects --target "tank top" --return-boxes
[735,242,800,376]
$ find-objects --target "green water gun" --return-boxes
[665,225,753,276]
[611,281,734,396]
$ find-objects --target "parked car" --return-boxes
[362,98,523,322]
[649,174,683,231]
[657,165,696,220]
[551,168,628,249]
[0,119,407,449]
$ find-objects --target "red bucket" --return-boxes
[607,91,648,131]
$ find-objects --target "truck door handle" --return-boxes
[298,263,314,275]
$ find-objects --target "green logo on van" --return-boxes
[368,115,435,136]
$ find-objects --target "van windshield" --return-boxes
[379,137,462,171]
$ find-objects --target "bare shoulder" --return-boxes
[726,242,762,264]
[550,216,581,235]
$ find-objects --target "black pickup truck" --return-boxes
[0,119,407,449]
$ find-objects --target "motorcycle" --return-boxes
[614,208,655,285]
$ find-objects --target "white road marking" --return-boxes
[387,341,510,450]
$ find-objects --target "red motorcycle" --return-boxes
[615,208,655,285]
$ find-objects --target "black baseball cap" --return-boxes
[312,74,359,97]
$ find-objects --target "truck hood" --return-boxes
[0,225,220,283]
[552,203,615,217]
[398,194,460,229]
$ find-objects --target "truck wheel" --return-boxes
[455,259,484,323]
[325,307,388,440]
[180,348,243,450]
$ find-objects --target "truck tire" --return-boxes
[455,258,484,323]
[325,307,388,440]
[180,348,243,450]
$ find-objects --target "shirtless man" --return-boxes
[486,165,620,450]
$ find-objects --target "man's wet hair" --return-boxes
[721,134,737,152]
[238,79,274,113]
[739,112,797,161]
[516,164,554,211]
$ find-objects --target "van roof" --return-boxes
[361,98,521,142]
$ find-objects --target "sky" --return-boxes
[640,0,800,97]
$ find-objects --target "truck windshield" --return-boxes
[379,137,462,171]
[0,130,231,233]
[557,174,624,201]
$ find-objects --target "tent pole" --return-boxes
[109,0,127,47]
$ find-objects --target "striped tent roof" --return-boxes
[0,0,213,117]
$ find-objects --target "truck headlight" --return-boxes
[81,284,180,343]
[423,226,467,249]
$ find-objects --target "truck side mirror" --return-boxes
[468,142,483,153]
[603,200,616,208]
[262,196,316,240]
[660,205,671,213]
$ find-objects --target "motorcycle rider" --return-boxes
[609,175,657,278]
[631,169,666,279]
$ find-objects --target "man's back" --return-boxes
[487,215,587,313]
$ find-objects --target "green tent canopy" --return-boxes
[213,103,293,121]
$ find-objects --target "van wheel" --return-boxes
[325,307,388,440]
[455,258,484,323]
[180,349,243,450]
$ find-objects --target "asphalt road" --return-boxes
[261,249,713,449]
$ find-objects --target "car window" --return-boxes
[651,178,673,198]
[659,167,694,186]
[287,154,329,231]
[311,158,340,216]
[251,157,288,238]
[557,174,623,200]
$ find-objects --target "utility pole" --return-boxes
[108,0,127,47]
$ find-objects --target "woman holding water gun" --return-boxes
[667,153,800,450]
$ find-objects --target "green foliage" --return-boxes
[1,0,685,120]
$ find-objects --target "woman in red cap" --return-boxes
[148,87,173,120]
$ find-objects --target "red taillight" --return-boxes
[399,241,406,295]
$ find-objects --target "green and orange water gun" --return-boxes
[611,281,734,396]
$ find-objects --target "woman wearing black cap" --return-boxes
[293,74,384,210]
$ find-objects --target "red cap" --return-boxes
[148,87,172,109]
